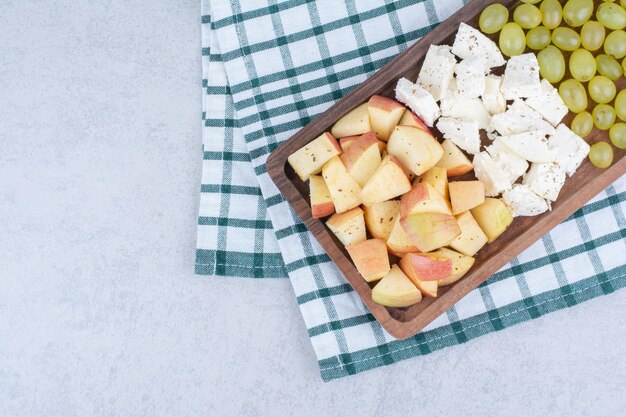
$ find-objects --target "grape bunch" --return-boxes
[479,0,626,168]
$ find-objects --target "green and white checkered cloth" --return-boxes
[196,0,626,381]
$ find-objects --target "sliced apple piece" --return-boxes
[387,125,444,176]
[400,182,452,218]
[346,239,390,282]
[448,211,488,256]
[400,213,461,253]
[326,207,366,246]
[436,139,473,177]
[339,135,360,152]
[287,132,341,181]
[398,254,439,297]
[371,265,422,307]
[432,247,475,286]
[386,216,419,256]
[309,175,335,219]
[360,155,411,206]
[339,132,382,188]
[363,200,400,241]
[470,198,513,243]
[331,102,371,138]
[367,95,406,141]
[322,156,362,214]
[448,180,485,215]
[417,166,448,200]
[398,109,433,135]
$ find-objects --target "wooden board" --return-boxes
[266,0,626,339]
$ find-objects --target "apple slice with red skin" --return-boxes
[398,109,433,135]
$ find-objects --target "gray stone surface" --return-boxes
[1,1,624,416]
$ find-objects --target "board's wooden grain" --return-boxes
[266,0,626,339]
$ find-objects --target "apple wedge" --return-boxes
[287,132,341,181]
[371,265,422,307]
[436,139,474,177]
[398,254,440,297]
[386,216,419,256]
[309,175,335,219]
[432,247,475,286]
[331,102,371,138]
[448,211,488,256]
[340,134,386,154]
[417,166,448,200]
[360,155,411,206]
[326,207,366,246]
[363,200,400,241]
[346,238,390,282]
[400,182,452,218]
[470,198,514,243]
[400,213,461,253]
[340,132,381,188]
[367,95,406,141]
[322,156,362,214]
[398,109,433,135]
[387,125,444,176]
[449,180,485,215]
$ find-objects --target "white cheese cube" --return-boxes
[525,79,569,127]
[473,152,513,197]
[417,45,457,101]
[451,23,506,72]
[486,137,529,183]
[502,184,550,217]
[395,77,440,127]
[436,117,481,155]
[523,162,566,201]
[501,53,542,100]
[440,97,491,130]
[481,75,506,115]
[489,100,556,137]
[499,130,554,163]
[456,56,486,98]
[547,124,591,176]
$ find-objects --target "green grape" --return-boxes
[571,111,594,137]
[616,90,626,121]
[499,22,526,57]
[622,0,626,7]
[526,27,552,50]
[538,46,566,83]
[541,0,563,29]
[588,142,614,168]
[592,104,616,130]
[604,30,626,59]
[562,0,594,27]
[596,3,626,30]
[569,49,596,81]
[609,123,626,149]
[552,27,581,51]
[596,54,624,80]
[479,3,510,34]
[559,79,588,113]
[623,56,626,74]
[520,0,541,3]
[580,21,606,51]
[588,76,617,103]
[514,4,542,28]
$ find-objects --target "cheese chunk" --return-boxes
[482,75,506,115]
[436,117,481,155]
[473,152,512,197]
[523,162,566,201]
[547,124,590,176]
[502,184,550,217]
[486,137,529,183]
[440,97,491,130]
[499,130,554,163]
[489,100,556,137]
[451,23,506,72]
[395,77,440,127]
[501,53,542,100]
[456,56,486,98]
[525,79,569,127]
[417,45,457,101]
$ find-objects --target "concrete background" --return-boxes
[1,1,624,416]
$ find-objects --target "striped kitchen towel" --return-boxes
[196,0,626,381]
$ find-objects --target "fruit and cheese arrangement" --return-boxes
[285,2,624,309]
